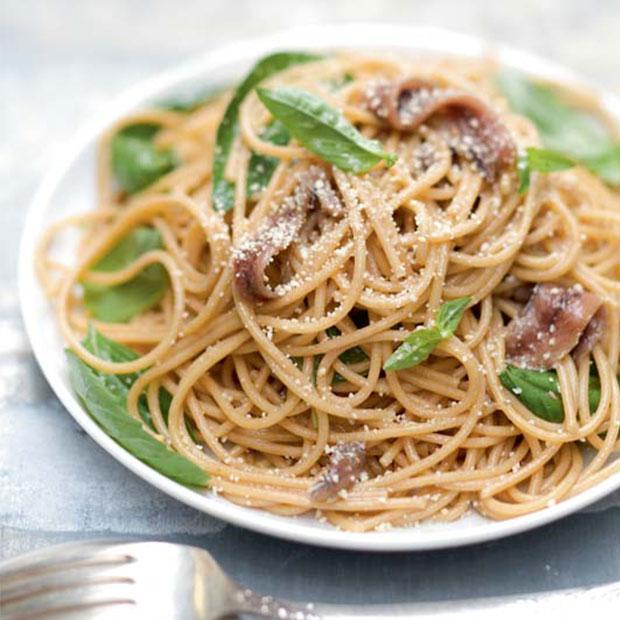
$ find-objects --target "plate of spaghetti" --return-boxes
[20,25,620,550]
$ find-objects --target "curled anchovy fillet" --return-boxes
[310,441,367,503]
[365,78,516,181]
[505,283,602,369]
[233,166,343,302]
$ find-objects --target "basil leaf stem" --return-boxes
[256,87,397,173]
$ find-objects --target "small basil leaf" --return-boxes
[67,332,209,486]
[111,124,177,194]
[584,144,620,186]
[384,328,444,371]
[326,326,369,364]
[518,148,575,193]
[327,72,354,92]
[385,298,469,371]
[256,87,397,173]
[82,227,168,323]
[499,365,564,423]
[212,52,321,212]
[588,374,602,412]
[436,296,471,337]
[118,123,160,140]
[247,120,290,197]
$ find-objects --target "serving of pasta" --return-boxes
[35,48,620,534]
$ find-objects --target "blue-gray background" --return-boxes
[2,0,619,605]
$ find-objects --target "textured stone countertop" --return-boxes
[1,0,619,607]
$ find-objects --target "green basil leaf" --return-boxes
[327,72,354,92]
[383,328,443,371]
[82,325,169,429]
[500,364,620,422]
[67,330,208,486]
[82,227,168,323]
[256,87,397,173]
[584,144,620,186]
[588,374,602,413]
[111,123,177,194]
[246,120,290,197]
[499,365,564,422]
[525,147,575,172]
[325,325,368,365]
[385,298,469,371]
[517,148,575,193]
[436,296,471,337]
[212,52,321,212]
[497,72,619,187]
[517,155,532,193]
[497,72,613,160]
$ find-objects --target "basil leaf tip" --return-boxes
[67,328,208,486]
[384,297,470,371]
[256,86,397,174]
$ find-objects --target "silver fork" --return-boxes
[1,541,619,619]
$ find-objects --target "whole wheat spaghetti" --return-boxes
[36,53,620,532]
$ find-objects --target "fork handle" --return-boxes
[232,581,620,619]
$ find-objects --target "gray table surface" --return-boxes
[2,0,620,607]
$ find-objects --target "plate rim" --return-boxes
[18,23,620,552]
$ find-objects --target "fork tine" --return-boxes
[0,544,139,620]
[0,541,125,578]
[1,581,136,620]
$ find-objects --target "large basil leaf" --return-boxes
[384,297,470,371]
[212,52,321,212]
[246,120,290,197]
[68,327,208,486]
[497,72,620,186]
[111,123,177,194]
[256,87,397,173]
[82,227,168,323]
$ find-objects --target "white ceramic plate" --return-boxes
[19,24,620,551]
